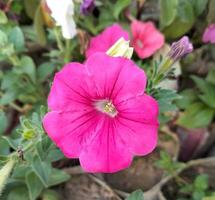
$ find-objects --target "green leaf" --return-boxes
[8,27,25,52]
[175,89,197,109]
[48,169,70,187]
[191,0,208,16]
[12,164,31,179]
[0,30,8,47]
[0,111,7,135]
[0,10,8,24]
[154,89,180,113]
[206,68,215,85]
[32,155,52,187]
[113,0,131,19]
[0,92,17,105]
[19,56,36,83]
[7,186,30,200]
[42,189,60,200]
[159,0,178,28]
[47,148,64,162]
[126,190,144,200]
[156,151,185,173]
[207,0,215,23]
[2,136,22,150]
[34,6,47,46]
[26,171,44,200]
[0,139,10,155]
[191,76,215,108]
[194,175,208,191]
[163,0,195,38]
[177,102,214,128]
[203,196,215,200]
[193,191,205,200]
[24,0,39,19]
[36,136,53,161]
[37,62,55,82]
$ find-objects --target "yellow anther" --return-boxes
[103,102,116,114]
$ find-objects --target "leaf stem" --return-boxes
[54,28,64,52]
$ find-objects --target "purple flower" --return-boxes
[80,0,95,15]
[168,36,193,62]
[202,24,215,44]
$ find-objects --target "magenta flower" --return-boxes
[202,24,215,44]
[168,36,193,62]
[43,53,159,173]
[131,20,164,59]
[86,24,129,58]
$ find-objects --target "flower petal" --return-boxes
[85,53,147,103]
[48,62,96,111]
[79,117,132,173]
[43,109,100,158]
[86,24,129,58]
[202,24,215,44]
[116,94,159,155]
[131,20,164,59]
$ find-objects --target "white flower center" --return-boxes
[94,100,118,117]
[137,39,144,48]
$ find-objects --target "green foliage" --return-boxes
[0,111,7,135]
[41,189,60,200]
[26,171,44,200]
[177,102,214,128]
[156,151,185,175]
[160,0,209,38]
[126,190,144,200]
[146,59,180,123]
[0,110,69,200]
[176,69,215,129]
[178,174,213,200]
[113,0,132,19]
[34,5,47,46]
[8,27,25,52]
[191,0,209,17]
[203,195,215,200]
[175,89,197,109]
[0,10,8,24]
[207,0,215,23]
[24,0,39,19]
[163,0,195,38]
[159,0,178,28]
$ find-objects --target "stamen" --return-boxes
[94,100,118,117]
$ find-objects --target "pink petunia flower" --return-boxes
[202,24,215,44]
[86,24,129,58]
[43,53,159,173]
[131,20,164,59]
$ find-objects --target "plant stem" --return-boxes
[54,28,64,52]
[64,39,71,63]
[9,102,24,113]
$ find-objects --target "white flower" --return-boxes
[106,37,134,59]
[46,0,77,39]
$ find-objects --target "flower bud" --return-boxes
[156,36,193,82]
[22,129,35,140]
[168,36,193,62]
[0,159,15,196]
[106,37,134,59]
